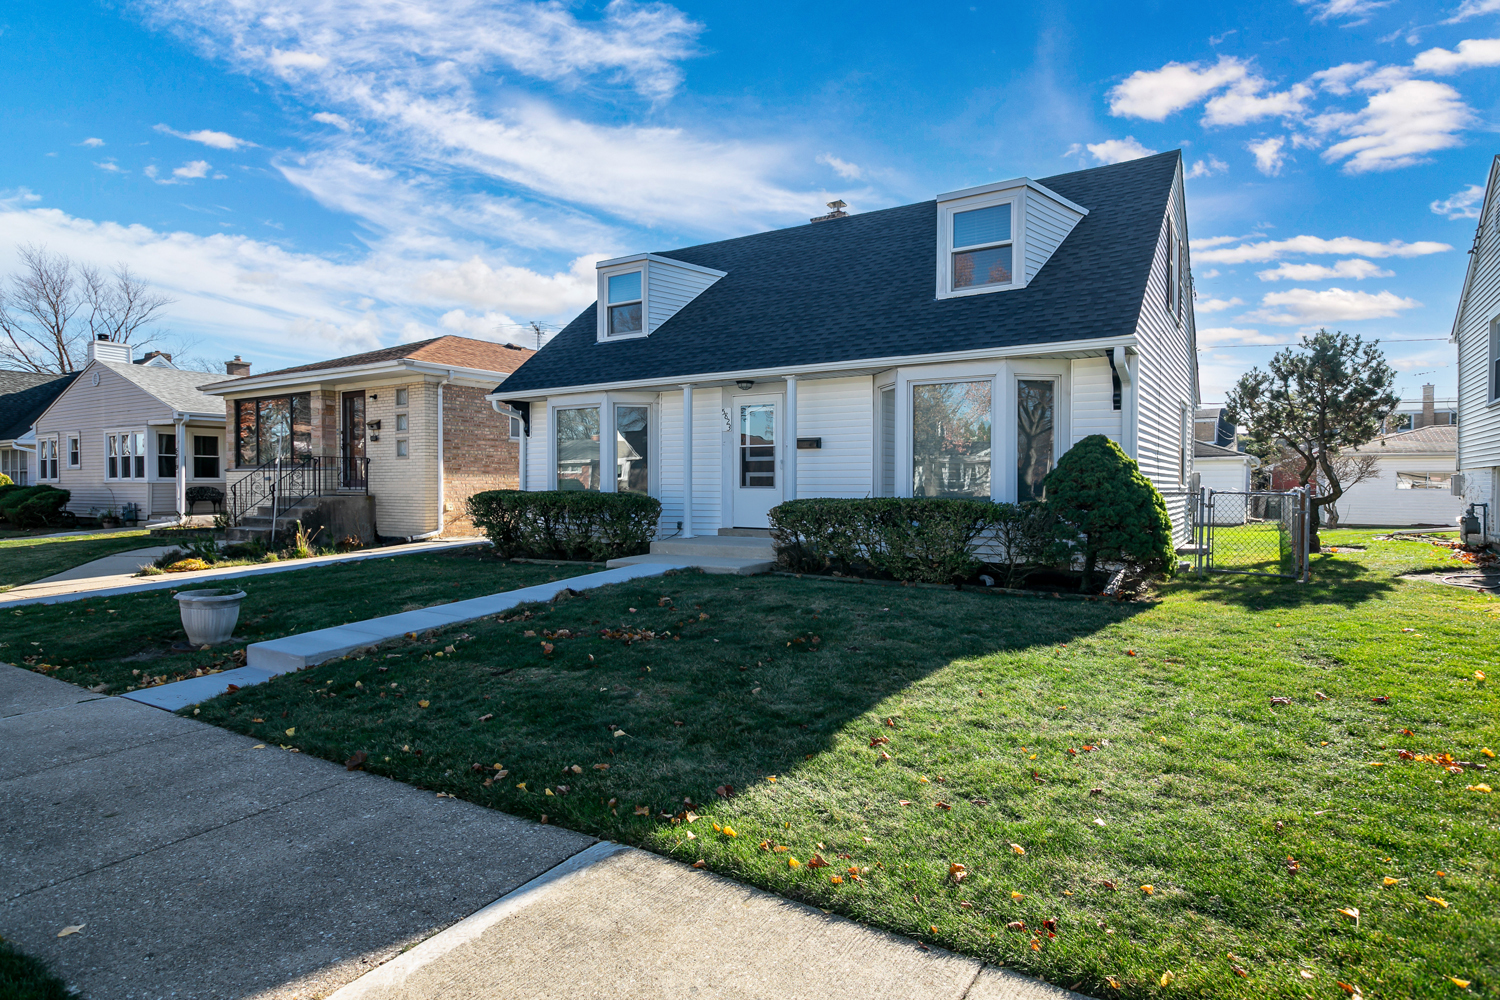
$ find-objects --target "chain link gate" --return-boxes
[1192,487,1311,582]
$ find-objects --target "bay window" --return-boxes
[106,431,146,480]
[555,407,601,490]
[1016,380,1055,502]
[912,381,992,498]
[615,404,649,493]
[235,394,312,467]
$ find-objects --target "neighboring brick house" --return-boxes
[198,336,533,540]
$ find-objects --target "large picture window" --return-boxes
[236,394,312,467]
[555,407,600,490]
[1016,379,1055,502]
[912,381,992,498]
[106,431,146,480]
[615,404,649,493]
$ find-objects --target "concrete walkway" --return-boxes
[0,537,490,606]
[1,665,1087,1000]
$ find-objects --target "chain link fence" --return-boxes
[1191,488,1311,581]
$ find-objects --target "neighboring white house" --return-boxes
[1334,424,1465,528]
[1194,440,1256,494]
[1451,154,1500,543]
[492,151,1200,540]
[30,339,234,520]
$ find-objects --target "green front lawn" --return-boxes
[2,549,593,692]
[0,530,153,591]
[167,530,1499,999]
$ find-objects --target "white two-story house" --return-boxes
[491,151,1201,543]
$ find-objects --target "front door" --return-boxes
[730,393,782,528]
[341,390,367,489]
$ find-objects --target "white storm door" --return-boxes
[730,394,782,527]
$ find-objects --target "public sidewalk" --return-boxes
[1,665,1089,1000]
[0,537,489,606]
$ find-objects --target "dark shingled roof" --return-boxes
[499,150,1181,395]
[0,370,79,442]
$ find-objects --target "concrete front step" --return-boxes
[606,553,775,576]
[650,535,775,559]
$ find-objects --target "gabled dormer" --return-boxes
[934,177,1088,299]
[595,253,727,343]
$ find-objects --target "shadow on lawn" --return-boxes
[198,574,1149,839]
[1169,552,1396,610]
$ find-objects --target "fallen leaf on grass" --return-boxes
[1140,884,1154,895]
[1269,696,1293,705]
[716,784,735,799]
[869,736,890,747]
[1285,855,1300,874]
[1426,895,1449,908]
[1337,983,1363,998]
[1450,977,1471,988]
[1315,691,1329,700]
[634,805,650,816]
[417,700,429,708]
[692,860,707,869]
[1482,748,1495,758]
[1383,877,1401,886]
[1106,976,1121,989]
[285,727,296,736]
[808,854,829,869]
[1466,783,1492,793]
[1160,971,1174,987]
[344,751,368,771]
[1337,907,1360,926]
[1476,671,1486,681]
[830,875,843,884]
[933,801,952,811]
[1098,879,1117,890]
[721,825,737,838]
[1010,843,1026,855]
[57,925,84,937]
[948,863,968,883]
[1371,695,1390,704]
[1011,890,1025,899]
[787,857,801,869]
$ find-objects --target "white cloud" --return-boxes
[312,112,355,131]
[154,124,256,150]
[1194,234,1452,264]
[1198,268,1221,279]
[816,153,863,180]
[268,49,330,73]
[1443,0,1500,23]
[1247,137,1287,175]
[1186,156,1229,178]
[1255,259,1395,280]
[1245,287,1421,324]
[0,193,600,364]
[1195,296,1245,313]
[1086,136,1158,164]
[1431,183,1487,219]
[1108,56,1250,120]
[1311,62,1377,95]
[1316,79,1472,173]
[81,137,106,148]
[94,160,125,173]
[1198,326,1284,345]
[1413,37,1500,73]
[173,160,212,180]
[1204,82,1313,126]
[1298,0,1392,23]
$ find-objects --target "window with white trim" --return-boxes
[106,431,146,480]
[38,438,59,480]
[1489,316,1500,403]
[606,272,643,337]
[950,204,1014,292]
[1016,379,1055,502]
[67,434,80,469]
[912,381,992,498]
[157,433,177,478]
[555,406,601,490]
[193,435,220,479]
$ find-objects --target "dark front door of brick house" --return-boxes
[341,390,367,489]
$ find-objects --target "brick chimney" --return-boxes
[1418,383,1435,429]
[225,355,251,377]
[139,350,173,365]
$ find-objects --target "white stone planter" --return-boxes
[174,589,247,646]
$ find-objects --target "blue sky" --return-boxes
[2,0,1496,402]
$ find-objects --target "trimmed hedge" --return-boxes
[16,488,71,528]
[0,486,55,523]
[768,497,1026,585]
[466,490,661,561]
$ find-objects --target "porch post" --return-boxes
[680,384,694,538]
[175,415,187,522]
[783,374,797,501]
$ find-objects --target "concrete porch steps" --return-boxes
[607,534,777,576]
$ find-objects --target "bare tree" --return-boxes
[0,245,172,373]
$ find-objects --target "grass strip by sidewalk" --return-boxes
[174,530,1498,1000]
[2,549,594,693]
[0,530,152,591]
[0,938,73,1000]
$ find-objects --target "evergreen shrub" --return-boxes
[465,490,661,561]
[1043,434,1175,590]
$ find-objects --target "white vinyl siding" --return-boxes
[1455,159,1500,473]
[1069,357,1122,447]
[1024,193,1085,282]
[1196,456,1252,494]
[646,260,722,334]
[794,377,874,500]
[1333,455,1465,527]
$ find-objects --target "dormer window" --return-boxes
[951,204,1013,290]
[607,271,643,337]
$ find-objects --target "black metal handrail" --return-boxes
[227,456,369,529]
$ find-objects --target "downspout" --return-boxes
[423,370,453,541]
[489,397,526,490]
[174,412,187,523]
[1111,348,1136,460]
